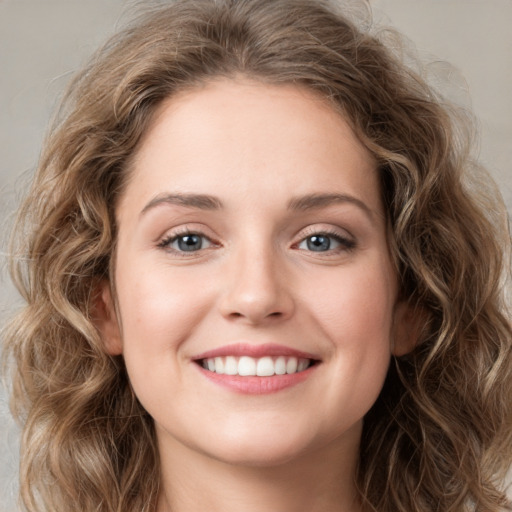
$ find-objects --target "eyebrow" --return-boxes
[140,193,223,216]
[288,193,375,220]
[140,191,374,220]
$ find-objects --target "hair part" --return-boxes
[4,1,511,511]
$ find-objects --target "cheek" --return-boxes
[114,266,215,411]
[115,263,215,357]
[307,263,395,344]
[304,260,395,400]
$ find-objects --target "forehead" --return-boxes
[120,78,381,219]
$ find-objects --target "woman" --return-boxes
[4,0,512,511]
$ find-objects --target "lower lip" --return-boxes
[196,365,318,394]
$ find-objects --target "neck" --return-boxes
[155,425,363,512]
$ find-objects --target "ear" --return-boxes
[392,301,428,356]
[91,279,123,356]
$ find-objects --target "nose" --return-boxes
[218,244,295,325]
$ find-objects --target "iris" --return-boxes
[306,235,331,251]
[177,234,203,251]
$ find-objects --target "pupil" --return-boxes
[307,235,330,251]
[178,235,202,251]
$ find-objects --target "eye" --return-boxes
[297,232,355,252]
[159,232,213,252]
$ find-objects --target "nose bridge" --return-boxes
[220,233,294,323]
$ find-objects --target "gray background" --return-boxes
[1,0,511,509]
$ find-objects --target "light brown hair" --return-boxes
[4,0,512,511]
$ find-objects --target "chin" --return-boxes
[199,421,333,468]
[208,440,312,468]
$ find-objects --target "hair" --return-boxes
[3,0,511,511]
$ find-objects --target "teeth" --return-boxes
[200,356,312,376]
[238,356,256,376]
[214,357,224,374]
[256,356,274,377]
[275,356,286,375]
[286,357,298,374]
[297,359,308,372]
[224,356,238,375]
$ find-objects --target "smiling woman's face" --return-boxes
[98,79,409,467]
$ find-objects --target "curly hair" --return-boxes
[3,0,511,511]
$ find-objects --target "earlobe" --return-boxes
[92,279,123,356]
[392,301,427,357]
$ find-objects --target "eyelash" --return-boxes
[157,227,217,257]
[295,227,356,254]
[157,227,356,256]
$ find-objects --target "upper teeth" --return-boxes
[201,356,311,376]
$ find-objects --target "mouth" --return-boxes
[192,343,321,394]
[196,355,318,376]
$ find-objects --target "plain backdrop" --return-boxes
[1,0,511,509]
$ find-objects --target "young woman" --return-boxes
[4,0,512,511]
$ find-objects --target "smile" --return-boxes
[199,355,314,376]
[193,343,321,394]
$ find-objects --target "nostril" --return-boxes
[220,286,295,324]
[229,311,282,319]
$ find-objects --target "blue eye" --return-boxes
[304,235,332,251]
[161,233,213,252]
[297,233,354,252]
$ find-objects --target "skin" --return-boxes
[96,78,413,512]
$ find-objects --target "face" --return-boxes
[98,79,411,467]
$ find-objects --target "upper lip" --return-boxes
[193,343,320,361]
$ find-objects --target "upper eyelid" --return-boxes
[157,223,216,241]
[295,224,355,242]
